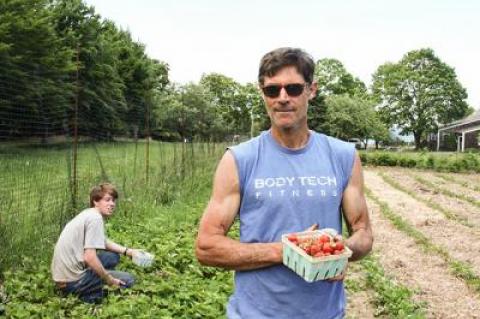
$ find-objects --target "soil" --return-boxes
[362,169,480,318]
[366,168,480,276]
[417,170,480,202]
[440,172,480,187]
[378,167,480,230]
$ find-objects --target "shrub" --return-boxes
[398,156,417,168]
[359,151,480,173]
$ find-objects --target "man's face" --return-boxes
[261,66,317,131]
[94,193,116,217]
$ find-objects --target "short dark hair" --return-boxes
[258,47,315,86]
[89,183,118,207]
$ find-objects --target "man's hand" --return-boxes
[127,248,140,259]
[105,274,126,287]
[296,223,346,281]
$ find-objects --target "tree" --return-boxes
[52,0,126,139]
[372,48,469,149]
[242,83,267,137]
[49,0,170,140]
[323,95,388,148]
[112,26,169,138]
[0,0,169,141]
[315,58,366,97]
[199,73,254,137]
[154,84,197,141]
[309,59,367,135]
[0,0,74,139]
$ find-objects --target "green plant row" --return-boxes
[377,171,473,228]
[411,175,480,209]
[436,173,480,193]
[342,227,425,317]
[344,250,426,318]
[358,255,426,318]
[365,188,480,295]
[359,151,480,173]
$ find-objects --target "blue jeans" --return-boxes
[61,251,135,303]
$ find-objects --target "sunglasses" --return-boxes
[261,83,308,98]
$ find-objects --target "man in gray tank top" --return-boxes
[195,47,373,319]
[51,183,140,303]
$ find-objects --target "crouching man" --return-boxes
[51,183,139,303]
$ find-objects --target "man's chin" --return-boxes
[101,211,114,217]
[274,120,297,131]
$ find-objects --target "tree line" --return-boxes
[0,0,473,148]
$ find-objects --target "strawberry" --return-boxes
[319,234,330,243]
[335,242,344,251]
[322,242,333,254]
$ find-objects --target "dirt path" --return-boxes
[363,195,480,318]
[377,167,480,229]
[364,168,480,287]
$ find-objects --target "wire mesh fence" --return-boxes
[0,62,227,272]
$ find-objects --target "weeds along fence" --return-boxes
[0,63,228,272]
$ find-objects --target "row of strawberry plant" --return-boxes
[410,174,480,209]
[377,171,473,227]
[436,173,480,192]
[3,172,232,318]
[365,188,480,294]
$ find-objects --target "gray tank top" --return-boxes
[227,130,355,319]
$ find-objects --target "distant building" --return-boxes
[436,109,480,152]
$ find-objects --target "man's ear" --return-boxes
[308,81,318,100]
[258,84,267,102]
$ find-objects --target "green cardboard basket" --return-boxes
[282,230,352,282]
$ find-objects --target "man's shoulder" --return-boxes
[227,131,265,154]
[74,208,103,224]
[312,131,355,154]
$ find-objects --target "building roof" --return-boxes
[439,109,480,132]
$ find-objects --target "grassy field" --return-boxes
[1,148,480,318]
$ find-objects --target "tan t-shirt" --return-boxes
[51,208,106,282]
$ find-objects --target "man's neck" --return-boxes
[270,126,311,149]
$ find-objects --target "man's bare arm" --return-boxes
[195,151,283,271]
[105,240,134,258]
[342,152,373,261]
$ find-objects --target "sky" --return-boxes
[84,0,479,110]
